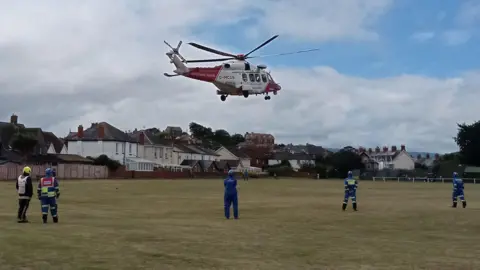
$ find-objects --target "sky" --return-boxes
[0,0,479,154]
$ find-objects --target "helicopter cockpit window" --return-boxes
[255,74,261,82]
[249,74,255,82]
[261,74,267,83]
[242,73,248,82]
[245,63,250,70]
[267,73,273,82]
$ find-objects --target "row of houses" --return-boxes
[1,114,440,175]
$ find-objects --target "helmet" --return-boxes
[45,168,52,176]
[347,170,353,178]
[23,166,31,175]
[228,169,234,176]
[453,172,458,178]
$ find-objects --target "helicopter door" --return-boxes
[244,63,250,70]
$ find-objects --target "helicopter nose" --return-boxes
[274,83,281,90]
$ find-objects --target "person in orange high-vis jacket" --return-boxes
[37,168,60,223]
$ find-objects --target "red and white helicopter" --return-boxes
[164,35,320,101]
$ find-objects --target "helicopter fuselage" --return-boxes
[184,61,281,101]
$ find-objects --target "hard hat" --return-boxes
[23,166,31,174]
[228,169,234,176]
[45,168,52,175]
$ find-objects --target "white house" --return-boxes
[173,144,218,165]
[65,123,154,170]
[131,130,174,165]
[215,146,251,170]
[268,152,315,171]
[364,145,415,170]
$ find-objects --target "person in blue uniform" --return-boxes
[224,169,239,219]
[342,171,358,211]
[452,172,466,208]
[37,168,60,223]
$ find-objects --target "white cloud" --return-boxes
[410,31,435,42]
[442,30,472,46]
[251,0,394,42]
[0,0,478,153]
[456,1,480,26]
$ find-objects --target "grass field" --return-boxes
[1,179,480,270]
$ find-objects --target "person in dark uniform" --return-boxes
[224,170,239,219]
[16,166,33,223]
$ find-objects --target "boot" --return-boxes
[452,201,457,208]
[42,214,48,223]
[353,202,358,211]
[342,203,347,211]
[462,201,467,208]
[53,216,58,223]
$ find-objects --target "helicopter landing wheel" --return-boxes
[242,91,249,98]
[264,96,271,100]
[220,95,227,101]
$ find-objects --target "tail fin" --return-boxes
[165,41,189,74]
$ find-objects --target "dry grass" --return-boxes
[1,179,480,270]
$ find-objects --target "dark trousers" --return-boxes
[18,198,31,221]
[224,193,238,219]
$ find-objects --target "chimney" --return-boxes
[77,125,84,138]
[375,146,380,153]
[434,153,440,160]
[383,146,388,152]
[139,132,145,145]
[400,144,406,151]
[426,153,430,159]
[10,114,18,124]
[97,123,105,139]
[368,148,373,154]
[391,145,397,152]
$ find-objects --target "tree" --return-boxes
[188,122,245,147]
[230,134,245,145]
[11,132,38,160]
[454,121,480,166]
[329,151,364,178]
[89,154,122,171]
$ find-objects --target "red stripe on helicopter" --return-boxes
[265,81,281,93]
[185,66,222,82]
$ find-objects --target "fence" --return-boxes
[372,177,478,184]
[0,163,109,180]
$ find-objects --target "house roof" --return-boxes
[215,160,240,169]
[180,159,199,166]
[42,131,64,153]
[66,122,137,142]
[199,160,214,169]
[28,154,94,164]
[217,146,250,159]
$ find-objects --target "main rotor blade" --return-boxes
[244,35,279,57]
[188,42,237,58]
[186,57,236,63]
[247,48,321,59]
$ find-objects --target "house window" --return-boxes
[255,73,261,82]
[242,73,248,82]
[249,74,255,82]
[129,143,132,155]
[116,143,120,154]
[261,74,267,83]
[154,149,157,158]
